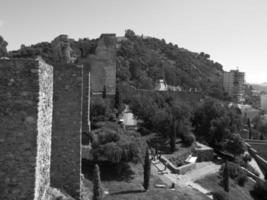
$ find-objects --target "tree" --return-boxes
[223,161,229,192]
[0,35,8,57]
[114,86,121,110]
[102,86,107,99]
[125,29,136,39]
[225,134,246,159]
[143,148,151,191]
[170,120,177,152]
[93,164,103,200]
[247,118,252,139]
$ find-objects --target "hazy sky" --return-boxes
[0,0,266,83]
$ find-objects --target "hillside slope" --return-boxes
[5,30,226,99]
[117,30,225,98]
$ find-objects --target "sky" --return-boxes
[0,0,266,84]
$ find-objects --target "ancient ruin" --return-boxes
[0,57,54,200]
[0,33,117,200]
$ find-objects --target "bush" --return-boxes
[97,131,120,145]
[236,174,248,186]
[243,154,252,163]
[251,182,267,200]
[220,162,242,179]
[212,191,229,200]
[182,133,195,146]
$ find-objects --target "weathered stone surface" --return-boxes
[50,63,82,200]
[51,35,77,64]
[0,58,53,200]
[89,34,116,95]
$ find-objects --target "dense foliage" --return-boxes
[129,91,194,149]
[192,99,244,152]
[91,122,146,163]
[117,30,225,98]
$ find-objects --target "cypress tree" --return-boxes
[114,86,120,110]
[223,161,230,192]
[248,118,252,139]
[102,85,106,99]
[93,164,103,200]
[170,119,176,152]
[143,148,151,191]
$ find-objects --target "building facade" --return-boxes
[261,94,267,113]
[223,69,245,103]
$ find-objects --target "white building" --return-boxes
[155,79,168,91]
[261,94,267,113]
[223,70,245,103]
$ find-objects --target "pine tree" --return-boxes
[93,164,103,200]
[143,148,151,191]
[223,161,230,192]
[102,86,106,99]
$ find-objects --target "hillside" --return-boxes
[3,30,226,99]
[117,30,225,99]
[251,83,267,93]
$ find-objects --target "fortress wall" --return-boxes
[90,34,116,95]
[0,59,53,200]
[50,64,83,200]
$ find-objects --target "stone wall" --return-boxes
[34,58,53,200]
[50,63,83,200]
[90,34,116,95]
[79,61,90,133]
[0,58,53,200]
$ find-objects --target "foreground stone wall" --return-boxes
[0,58,53,200]
[79,61,90,133]
[50,64,83,200]
[34,58,53,200]
[90,34,116,95]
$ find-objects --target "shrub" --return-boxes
[236,174,248,186]
[212,191,229,200]
[93,164,103,200]
[97,131,120,145]
[182,133,196,146]
[219,162,242,179]
[243,154,252,163]
[251,182,267,200]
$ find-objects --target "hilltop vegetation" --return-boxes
[117,30,227,99]
[1,30,228,99]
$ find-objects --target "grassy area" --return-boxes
[82,160,209,200]
[195,174,255,200]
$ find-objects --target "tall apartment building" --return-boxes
[223,69,245,103]
[261,94,267,113]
